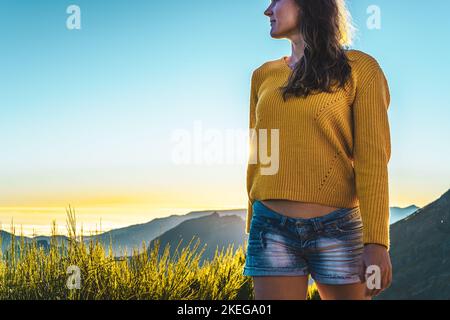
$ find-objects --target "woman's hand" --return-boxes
[359,243,393,297]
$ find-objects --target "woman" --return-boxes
[243,0,393,300]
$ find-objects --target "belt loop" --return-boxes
[280,216,287,227]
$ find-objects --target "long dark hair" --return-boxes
[280,0,356,101]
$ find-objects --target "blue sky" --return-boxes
[0,0,449,235]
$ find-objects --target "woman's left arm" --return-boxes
[352,61,392,297]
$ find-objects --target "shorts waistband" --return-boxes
[253,200,360,226]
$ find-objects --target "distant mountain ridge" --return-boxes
[147,212,246,266]
[0,209,246,255]
[390,205,420,224]
[82,209,246,256]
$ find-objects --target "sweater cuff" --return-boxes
[363,224,390,251]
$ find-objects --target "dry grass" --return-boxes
[0,206,320,300]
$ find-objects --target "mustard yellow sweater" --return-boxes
[246,49,392,250]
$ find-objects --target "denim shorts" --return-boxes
[243,200,365,285]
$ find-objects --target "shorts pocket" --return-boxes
[322,215,363,238]
[335,216,363,234]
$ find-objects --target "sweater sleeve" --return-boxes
[352,66,392,251]
[245,70,259,234]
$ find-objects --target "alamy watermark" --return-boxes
[66,4,81,30]
[367,5,382,30]
[366,264,382,290]
[66,265,81,290]
[170,121,280,175]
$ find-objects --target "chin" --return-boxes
[270,28,278,36]
[270,27,285,39]
[270,31,283,39]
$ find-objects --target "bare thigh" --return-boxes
[315,281,372,300]
[253,275,309,300]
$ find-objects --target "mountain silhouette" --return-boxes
[376,188,450,299]
[83,209,246,256]
[147,212,246,266]
[390,205,420,224]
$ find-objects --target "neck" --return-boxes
[288,35,306,66]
